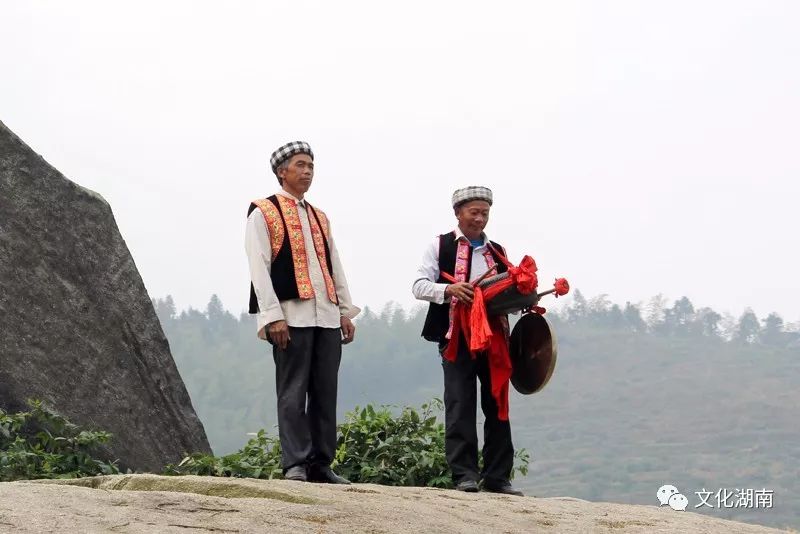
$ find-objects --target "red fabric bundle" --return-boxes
[481,255,538,301]
[442,253,539,421]
[554,277,570,297]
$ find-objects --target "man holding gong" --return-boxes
[412,186,523,496]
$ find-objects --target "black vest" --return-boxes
[248,196,334,313]
[420,232,508,343]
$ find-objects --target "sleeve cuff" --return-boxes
[259,307,284,326]
[434,283,449,305]
[339,303,362,320]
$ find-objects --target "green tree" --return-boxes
[694,307,722,338]
[153,295,177,324]
[606,304,624,329]
[645,294,668,332]
[207,294,225,322]
[622,302,646,332]
[760,312,785,346]
[566,289,588,323]
[206,294,238,338]
[734,308,761,344]
[587,294,611,323]
[671,296,695,328]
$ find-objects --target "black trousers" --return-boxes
[273,326,342,471]
[440,338,514,485]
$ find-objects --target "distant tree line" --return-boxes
[553,290,799,348]
[154,291,799,350]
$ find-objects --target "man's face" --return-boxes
[455,200,491,236]
[278,153,314,194]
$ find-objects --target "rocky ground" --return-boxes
[0,474,790,533]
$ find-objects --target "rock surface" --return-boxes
[0,475,789,533]
[0,120,211,470]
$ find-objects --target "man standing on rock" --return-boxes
[245,141,360,484]
[412,186,523,496]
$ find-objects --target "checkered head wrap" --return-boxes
[452,186,493,208]
[269,141,314,175]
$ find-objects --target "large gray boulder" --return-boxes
[0,120,211,471]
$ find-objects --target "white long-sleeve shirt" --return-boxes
[412,228,502,304]
[245,189,360,337]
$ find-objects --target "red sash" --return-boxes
[441,242,538,421]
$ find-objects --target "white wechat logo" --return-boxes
[668,493,688,511]
[657,485,679,505]
[657,484,687,511]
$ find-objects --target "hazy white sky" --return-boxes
[2,1,798,323]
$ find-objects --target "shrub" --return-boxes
[334,399,450,487]
[0,399,119,481]
[165,429,282,479]
[168,399,531,488]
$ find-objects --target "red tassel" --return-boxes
[487,318,512,421]
[468,287,492,353]
[443,308,461,363]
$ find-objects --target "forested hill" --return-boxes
[153,292,799,530]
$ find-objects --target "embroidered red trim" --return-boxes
[307,204,338,305]
[445,239,471,340]
[275,195,314,299]
[253,199,285,261]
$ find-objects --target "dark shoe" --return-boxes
[308,466,351,485]
[483,481,524,496]
[455,479,479,492]
[284,465,307,482]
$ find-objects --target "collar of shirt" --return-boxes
[276,189,307,209]
[453,227,489,248]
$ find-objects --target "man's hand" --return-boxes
[446,282,474,304]
[340,316,356,344]
[267,320,290,350]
